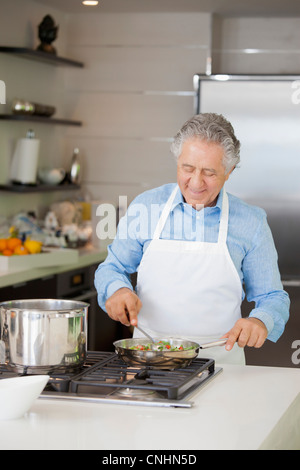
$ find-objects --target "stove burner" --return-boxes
[116,387,160,398]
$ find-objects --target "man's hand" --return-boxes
[222,317,268,351]
[105,287,142,327]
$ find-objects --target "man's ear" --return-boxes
[225,165,235,181]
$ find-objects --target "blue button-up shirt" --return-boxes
[94,183,289,342]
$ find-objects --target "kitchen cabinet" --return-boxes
[0,274,57,301]
[242,280,300,368]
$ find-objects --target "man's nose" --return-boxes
[191,171,204,188]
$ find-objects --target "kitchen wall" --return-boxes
[62,11,210,206]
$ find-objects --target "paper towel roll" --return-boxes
[10,137,40,184]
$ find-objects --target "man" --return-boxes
[94,113,289,364]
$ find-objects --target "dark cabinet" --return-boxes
[0,275,56,302]
[242,281,300,368]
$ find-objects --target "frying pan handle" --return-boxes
[199,339,227,349]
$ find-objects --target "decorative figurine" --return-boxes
[36,15,59,55]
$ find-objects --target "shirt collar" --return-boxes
[172,184,224,212]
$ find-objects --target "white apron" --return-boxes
[135,185,245,365]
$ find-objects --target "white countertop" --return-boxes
[0,364,299,450]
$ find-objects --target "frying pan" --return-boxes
[113,337,227,369]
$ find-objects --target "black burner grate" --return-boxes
[69,352,215,400]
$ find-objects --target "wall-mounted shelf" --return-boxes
[0,183,80,193]
[0,46,84,68]
[0,114,82,126]
[0,47,83,195]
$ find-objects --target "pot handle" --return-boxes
[47,310,86,318]
[199,339,227,349]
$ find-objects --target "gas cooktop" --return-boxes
[0,351,222,408]
[43,351,222,408]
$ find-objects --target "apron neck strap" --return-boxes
[153,185,229,243]
[218,189,229,244]
[153,185,178,239]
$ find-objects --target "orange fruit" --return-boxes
[14,245,29,256]
[7,238,22,251]
[0,239,8,252]
[2,249,13,256]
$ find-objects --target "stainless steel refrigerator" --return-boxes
[195,74,300,367]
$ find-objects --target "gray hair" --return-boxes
[170,113,240,174]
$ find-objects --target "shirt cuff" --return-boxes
[248,309,275,336]
[106,280,133,300]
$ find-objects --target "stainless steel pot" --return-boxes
[0,299,89,374]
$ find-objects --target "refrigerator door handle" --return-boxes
[282,280,300,287]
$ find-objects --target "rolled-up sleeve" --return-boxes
[94,206,144,311]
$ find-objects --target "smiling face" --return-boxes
[177,137,234,209]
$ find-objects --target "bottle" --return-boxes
[70,148,81,184]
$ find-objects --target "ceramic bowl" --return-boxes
[38,167,66,185]
[0,375,49,420]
